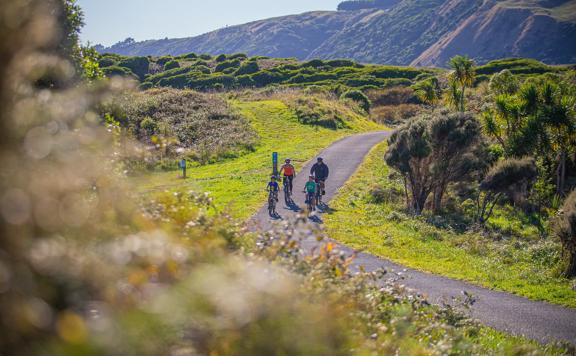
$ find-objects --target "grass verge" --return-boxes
[324,141,576,308]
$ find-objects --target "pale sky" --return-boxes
[78,0,342,46]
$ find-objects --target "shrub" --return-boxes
[98,56,116,68]
[215,59,241,72]
[489,69,520,95]
[103,65,137,78]
[302,59,325,68]
[325,59,357,68]
[341,90,371,112]
[369,185,403,204]
[235,61,260,75]
[228,53,248,60]
[163,60,180,70]
[215,54,227,62]
[370,104,421,126]
[181,52,197,59]
[140,116,158,135]
[157,56,173,66]
[118,56,150,79]
[476,158,538,224]
[367,87,417,106]
[199,53,212,60]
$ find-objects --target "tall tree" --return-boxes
[385,112,483,214]
[428,112,483,212]
[447,55,475,112]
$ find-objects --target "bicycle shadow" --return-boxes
[284,199,302,212]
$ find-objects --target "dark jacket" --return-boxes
[310,162,329,180]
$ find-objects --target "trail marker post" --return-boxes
[179,159,187,179]
[272,152,278,177]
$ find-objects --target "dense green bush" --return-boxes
[147,66,196,84]
[215,59,241,72]
[157,56,173,66]
[341,90,371,112]
[163,60,180,70]
[118,56,149,79]
[102,53,437,93]
[199,53,213,60]
[181,52,197,59]
[103,65,137,78]
[98,56,116,68]
[235,61,260,75]
[140,116,158,135]
[228,53,248,60]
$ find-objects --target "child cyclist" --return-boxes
[266,175,279,201]
[304,175,316,211]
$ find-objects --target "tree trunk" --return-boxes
[433,184,444,214]
[565,250,576,278]
[557,150,566,195]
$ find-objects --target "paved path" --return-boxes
[251,131,576,345]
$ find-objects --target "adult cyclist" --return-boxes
[279,158,295,195]
[310,157,329,195]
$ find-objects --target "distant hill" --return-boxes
[100,0,576,67]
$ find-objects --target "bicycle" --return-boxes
[283,176,293,205]
[304,191,315,214]
[315,179,324,206]
[268,191,277,216]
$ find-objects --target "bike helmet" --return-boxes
[317,157,323,162]
[309,174,315,178]
[285,158,291,163]
[271,175,276,179]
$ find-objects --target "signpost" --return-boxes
[179,159,187,179]
[272,152,278,177]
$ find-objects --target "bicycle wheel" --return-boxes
[284,181,290,205]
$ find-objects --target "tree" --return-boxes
[341,90,371,112]
[554,190,576,277]
[414,77,440,106]
[475,158,537,224]
[538,85,575,195]
[385,118,432,214]
[428,112,483,213]
[56,0,102,80]
[385,112,483,214]
[447,55,475,112]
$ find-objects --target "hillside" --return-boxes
[100,0,576,67]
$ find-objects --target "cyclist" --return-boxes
[310,157,329,195]
[279,158,295,195]
[304,175,317,211]
[266,175,279,202]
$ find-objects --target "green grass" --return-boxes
[324,141,576,308]
[131,99,381,218]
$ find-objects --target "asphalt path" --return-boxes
[250,131,576,345]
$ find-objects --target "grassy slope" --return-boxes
[324,142,576,308]
[132,99,380,218]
